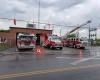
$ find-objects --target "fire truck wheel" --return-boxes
[76,46,80,49]
[42,43,45,47]
[59,47,63,50]
[47,45,50,49]
[50,46,55,50]
[66,45,69,47]
[81,47,85,49]
[17,49,21,51]
[73,45,76,48]
[51,47,55,50]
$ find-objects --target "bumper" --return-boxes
[80,46,85,48]
[52,45,63,48]
[76,44,85,48]
[17,45,35,49]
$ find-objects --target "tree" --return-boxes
[95,38,100,46]
[0,30,9,32]
[67,33,76,38]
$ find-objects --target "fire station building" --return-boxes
[0,27,52,47]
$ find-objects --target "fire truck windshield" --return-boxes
[52,37,61,42]
[18,36,36,40]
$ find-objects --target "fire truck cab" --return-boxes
[17,33,37,50]
[43,35,63,50]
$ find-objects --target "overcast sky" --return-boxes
[0,0,100,36]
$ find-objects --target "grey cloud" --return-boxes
[51,0,85,11]
[0,0,28,19]
[12,7,25,14]
[0,0,100,28]
[20,0,39,7]
[20,0,52,9]
[20,0,85,10]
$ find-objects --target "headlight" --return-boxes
[17,43,21,47]
[30,42,34,46]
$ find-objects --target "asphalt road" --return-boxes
[0,46,100,80]
[3,65,100,80]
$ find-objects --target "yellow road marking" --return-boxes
[0,64,100,79]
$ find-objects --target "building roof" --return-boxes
[10,27,52,32]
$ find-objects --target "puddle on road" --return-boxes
[0,55,17,62]
[1,47,100,62]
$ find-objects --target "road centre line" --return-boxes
[0,64,100,79]
[56,57,80,59]
[70,55,100,65]
[56,56,100,60]
[70,58,93,65]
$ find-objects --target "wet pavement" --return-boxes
[5,66,100,80]
[0,46,100,80]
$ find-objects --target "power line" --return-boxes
[0,17,76,27]
[1,17,100,29]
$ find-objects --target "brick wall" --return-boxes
[0,27,52,47]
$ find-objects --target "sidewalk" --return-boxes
[0,47,16,55]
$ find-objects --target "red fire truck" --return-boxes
[43,35,63,50]
[62,24,88,48]
[64,38,87,49]
[17,33,37,50]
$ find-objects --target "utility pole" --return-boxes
[33,0,35,26]
[89,27,97,46]
[60,28,62,37]
[89,26,91,45]
[38,0,40,29]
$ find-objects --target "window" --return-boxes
[0,37,7,43]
